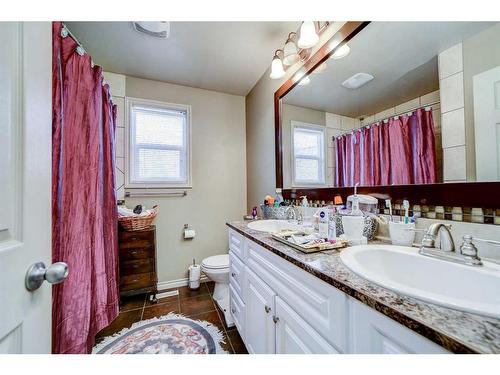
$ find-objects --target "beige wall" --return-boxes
[245,22,345,212]
[122,76,247,285]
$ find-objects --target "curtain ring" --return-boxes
[76,46,85,56]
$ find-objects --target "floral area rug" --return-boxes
[93,313,227,354]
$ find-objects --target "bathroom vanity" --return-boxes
[227,222,500,354]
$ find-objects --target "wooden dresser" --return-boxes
[118,225,158,303]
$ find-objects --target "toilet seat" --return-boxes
[201,254,229,270]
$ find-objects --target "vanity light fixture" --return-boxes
[298,21,319,49]
[331,43,350,59]
[269,21,329,80]
[270,49,286,79]
[283,32,299,66]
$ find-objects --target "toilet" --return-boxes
[201,254,234,327]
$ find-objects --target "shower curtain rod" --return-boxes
[334,100,440,139]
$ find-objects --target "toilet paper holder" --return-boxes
[184,224,196,239]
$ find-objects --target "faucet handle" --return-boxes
[459,235,484,266]
[464,235,500,247]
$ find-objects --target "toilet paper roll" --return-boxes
[188,264,201,281]
[184,229,196,239]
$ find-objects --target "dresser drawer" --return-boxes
[229,250,246,302]
[120,272,155,291]
[119,230,155,249]
[119,246,154,261]
[228,229,245,261]
[120,258,154,275]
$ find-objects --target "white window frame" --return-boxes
[125,97,192,189]
[291,121,327,187]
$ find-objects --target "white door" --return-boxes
[0,22,54,353]
[245,268,276,354]
[275,296,338,354]
[473,65,500,181]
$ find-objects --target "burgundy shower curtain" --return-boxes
[52,22,119,354]
[335,107,436,187]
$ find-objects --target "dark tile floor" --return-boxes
[95,281,248,354]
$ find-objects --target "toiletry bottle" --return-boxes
[275,188,284,206]
[318,208,329,239]
[252,206,257,220]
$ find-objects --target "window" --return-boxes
[291,121,326,186]
[126,98,191,188]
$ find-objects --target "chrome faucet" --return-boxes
[285,205,303,224]
[420,223,455,252]
[417,222,500,266]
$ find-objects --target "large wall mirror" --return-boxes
[279,21,500,191]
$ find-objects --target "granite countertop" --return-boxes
[227,221,500,354]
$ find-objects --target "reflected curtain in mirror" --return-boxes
[335,107,437,187]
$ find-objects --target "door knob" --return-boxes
[25,262,69,291]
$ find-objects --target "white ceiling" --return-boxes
[284,22,497,118]
[65,21,300,96]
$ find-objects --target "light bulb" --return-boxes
[331,44,350,59]
[269,55,285,79]
[283,39,299,66]
[298,21,319,49]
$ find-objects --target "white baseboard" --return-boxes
[157,275,209,291]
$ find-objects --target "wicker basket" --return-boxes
[118,205,159,231]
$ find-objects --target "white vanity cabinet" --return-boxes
[227,228,449,354]
[275,296,339,354]
[349,299,448,354]
[245,268,276,354]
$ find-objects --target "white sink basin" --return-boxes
[340,245,500,318]
[247,219,302,233]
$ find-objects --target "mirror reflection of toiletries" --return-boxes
[281,22,500,188]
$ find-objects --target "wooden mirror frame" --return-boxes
[274,21,500,208]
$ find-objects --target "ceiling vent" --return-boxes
[342,73,374,89]
[132,22,170,38]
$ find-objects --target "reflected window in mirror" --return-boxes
[291,121,326,187]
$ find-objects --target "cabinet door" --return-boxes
[275,297,339,354]
[350,299,448,354]
[245,267,276,354]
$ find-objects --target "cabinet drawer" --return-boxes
[119,246,154,261]
[120,272,155,291]
[230,284,246,342]
[119,230,154,249]
[229,251,246,302]
[228,229,245,261]
[120,258,154,275]
[246,239,348,353]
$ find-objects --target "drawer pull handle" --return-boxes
[264,305,271,313]
[231,272,237,278]
[231,308,236,314]
[131,237,138,241]
[273,316,279,324]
